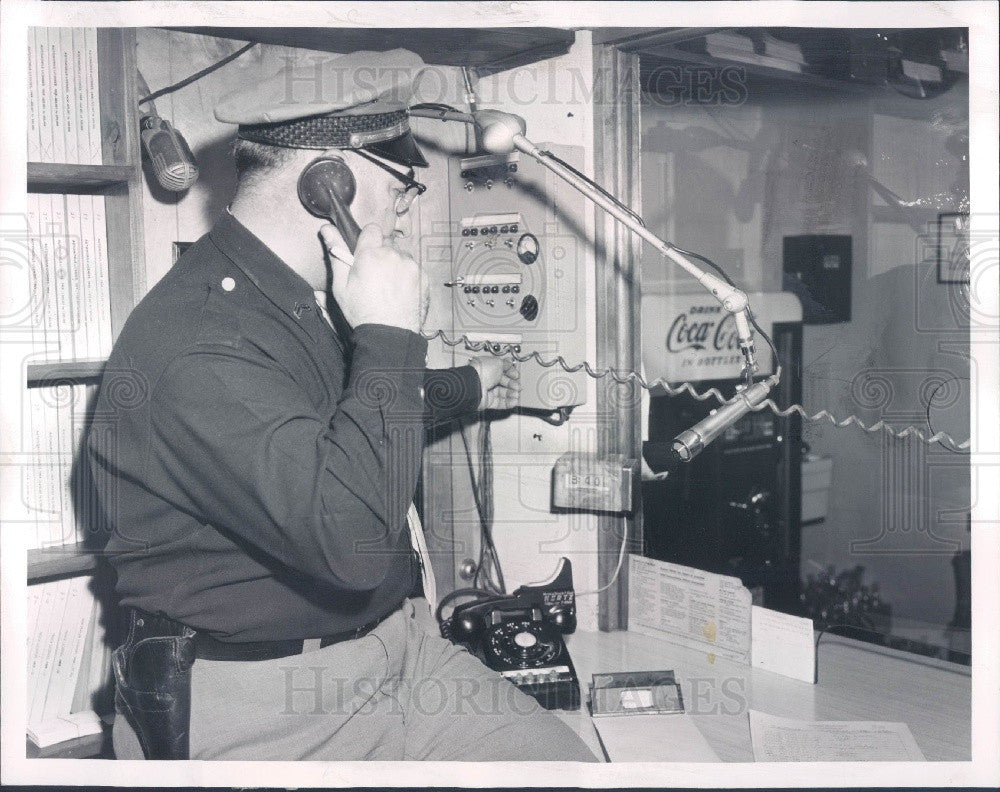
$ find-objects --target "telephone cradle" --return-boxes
[440,558,581,710]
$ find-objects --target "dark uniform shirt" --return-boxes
[88,213,480,642]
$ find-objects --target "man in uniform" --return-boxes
[89,48,597,762]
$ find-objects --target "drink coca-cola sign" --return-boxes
[666,305,740,354]
[642,292,795,383]
[662,302,745,377]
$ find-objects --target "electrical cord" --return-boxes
[422,243,971,452]
[406,116,647,232]
[459,422,490,591]
[138,42,256,106]
[410,102,464,115]
[673,244,783,384]
[477,418,506,593]
[541,150,646,228]
[575,514,630,597]
[459,420,505,595]
[409,98,968,449]
[925,376,969,456]
[671,249,969,450]
[409,103,475,124]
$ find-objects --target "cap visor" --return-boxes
[365,130,429,168]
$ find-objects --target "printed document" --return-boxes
[751,605,816,683]
[749,710,926,761]
[628,555,752,663]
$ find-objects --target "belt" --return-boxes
[129,609,389,662]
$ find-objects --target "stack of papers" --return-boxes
[749,710,926,761]
[593,714,720,762]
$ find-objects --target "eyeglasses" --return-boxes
[352,149,427,216]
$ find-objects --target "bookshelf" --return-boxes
[25,28,145,389]
[25,27,146,760]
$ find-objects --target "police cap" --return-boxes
[215,48,428,168]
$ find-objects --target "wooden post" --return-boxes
[592,44,643,631]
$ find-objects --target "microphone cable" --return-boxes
[421,244,971,452]
[458,419,505,596]
[539,149,647,228]
[409,110,969,449]
[138,42,256,106]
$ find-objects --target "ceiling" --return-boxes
[171,27,575,75]
[172,26,968,97]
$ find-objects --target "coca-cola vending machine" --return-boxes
[640,290,803,612]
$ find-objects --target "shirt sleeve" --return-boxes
[147,324,428,592]
[423,365,481,424]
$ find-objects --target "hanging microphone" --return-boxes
[139,114,199,192]
[641,441,685,478]
[672,377,777,462]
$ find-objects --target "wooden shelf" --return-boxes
[638,43,871,96]
[27,162,136,189]
[28,542,100,581]
[26,359,107,386]
[22,28,143,762]
[170,26,574,75]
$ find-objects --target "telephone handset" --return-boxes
[439,558,581,710]
[298,156,362,252]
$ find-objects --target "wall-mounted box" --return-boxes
[553,453,637,514]
[782,234,852,324]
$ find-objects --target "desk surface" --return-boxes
[559,628,970,762]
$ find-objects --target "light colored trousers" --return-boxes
[114,598,599,761]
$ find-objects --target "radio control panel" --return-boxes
[445,146,588,410]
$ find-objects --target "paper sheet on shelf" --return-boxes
[748,710,925,761]
[593,714,720,762]
[27,709,102,749]
[751,605,816,683]
[627,555,752,663]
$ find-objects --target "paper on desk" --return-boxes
[748,710,925,761]
[628,555,752,663]
[751,605,816,683]
[594,714,720,762]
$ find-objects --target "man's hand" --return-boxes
[468,356,520,410]
[321,223,428,332]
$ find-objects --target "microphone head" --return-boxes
[157,160,199,192]
[672,432,703,463]
[473,109,526,155]
[140,115,199,192]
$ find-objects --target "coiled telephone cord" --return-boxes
[421,327,970,452]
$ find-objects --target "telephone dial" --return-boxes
[438,558,581,710]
